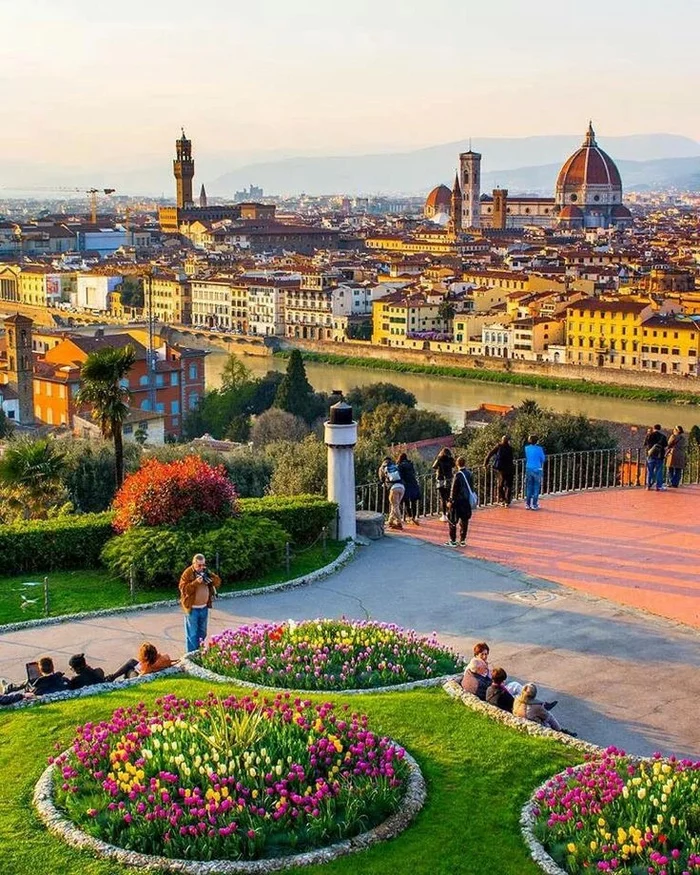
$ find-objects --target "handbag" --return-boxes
[461,471,479,510]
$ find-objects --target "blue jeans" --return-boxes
[669,467,683,488]
[646,458,664,489]
[184,606,209,654]
[525,470,542,507]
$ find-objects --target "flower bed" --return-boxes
[196,619,465,691]
[48,692,413,864]
[526,747,700,875]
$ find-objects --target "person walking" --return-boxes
[379,456,405,529]
[524,434,546,510]
[432,447,455,521]
[644,424,668,491]
[397,452,421,525]
[485,434,515,507]
[445,456,475,547]
[179,553,221,654]
[665,425,687,488]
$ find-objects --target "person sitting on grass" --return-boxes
[461,642,491,699]
[513,683,576,736]
[31,656,69,696]
[136,642,174,675]
[486,667,515,713]
[67,653,106,690]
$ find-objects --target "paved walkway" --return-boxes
[400,486,700,629]
[1,496,699,759]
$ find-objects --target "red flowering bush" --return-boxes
[112,456,238,532]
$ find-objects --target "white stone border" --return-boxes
[34,743,426,873]
[0,541,356,635]
[2,666,185,711]
[182,655,462,696]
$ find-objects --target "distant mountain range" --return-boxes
[209,133,700,197]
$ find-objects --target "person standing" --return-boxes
[432,447,455,521]
[445,456,475,547]
[179,553,221,654]
[665,425,687,488]
[379,456,405,529]
[397,452,421,525]
[524,434,546,510]
[644,424,668,491]
[485,434,515,507]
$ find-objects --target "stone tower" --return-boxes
[4,313,34,424]
[199,184,208,209]
[492,188,508,230]
[459,148,482,230]
[449,172,462,234]
[174,129,195,209]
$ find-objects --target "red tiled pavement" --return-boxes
[395,485,700,628]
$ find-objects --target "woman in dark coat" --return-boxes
[445,456,475,547]
[432,447,455,521]
[484,434,515,507]
[397,452,421,525]
[665,425,687,488]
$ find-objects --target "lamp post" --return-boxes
[324,399,357,541]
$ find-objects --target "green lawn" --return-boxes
[0,677,580,875]
[0,541,345,626]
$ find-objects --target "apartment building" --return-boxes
[565,298,654,369]
[246,276,299,336]
[190,277,234,329]
[639,313,700,376]
[150,272,191,325]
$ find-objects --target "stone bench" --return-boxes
[356,510,384,540]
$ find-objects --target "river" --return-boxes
[205,349,699,431]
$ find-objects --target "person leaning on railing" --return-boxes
[432,447,455,522]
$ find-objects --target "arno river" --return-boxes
[205,349,699,432]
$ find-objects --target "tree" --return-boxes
[437,299,456,322]
[76,345,137,488]
[358,403,453,446]
[267,436,327,496]
[118,277,144,309]
[220,354,252,392]
[0,408,13,439]
[0,437,69,519]
[250,409,310,447]
[346,382,417,417]
[61,439,141,513]
[274,350,315,422]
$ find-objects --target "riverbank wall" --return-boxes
[279,338,700,398]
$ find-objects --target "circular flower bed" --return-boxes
[526,747,700,875]
[48,693,413,863]
[196,619,465,691]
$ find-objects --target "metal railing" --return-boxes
[356,447,700,516]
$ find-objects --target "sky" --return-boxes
[1,0,699,177]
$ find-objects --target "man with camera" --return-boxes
[179,553,222,654]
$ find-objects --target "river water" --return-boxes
[205,349,699,431]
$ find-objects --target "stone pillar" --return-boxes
[324,400,358,541]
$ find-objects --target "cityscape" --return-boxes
[1,2,699,875]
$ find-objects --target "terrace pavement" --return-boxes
[0,488,699,759]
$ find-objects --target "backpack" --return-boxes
[385,463,401,483]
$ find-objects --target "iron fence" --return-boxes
[356,447,700,517]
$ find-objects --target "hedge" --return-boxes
[0,513,114,572]
[240,495,337,544]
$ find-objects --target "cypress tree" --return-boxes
[274,350,315,421]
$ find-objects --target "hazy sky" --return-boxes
[2,0,699,172]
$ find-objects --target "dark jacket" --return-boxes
[644,429,667,460]
[68,665,106,690]
[666,432,687,468]
[461,669,490,700]
[432,453,455,486]
[485,442,514,473]
[486,683,514,713]
[398,459,421,501]
[450,467,475,517]
[31,672,69,696]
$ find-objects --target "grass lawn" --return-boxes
[0,676,580,875]
[0,541,345,627]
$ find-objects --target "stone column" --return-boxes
[324,400,358,541]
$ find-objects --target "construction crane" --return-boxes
[1,186,116,223]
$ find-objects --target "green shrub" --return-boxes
[0,513,114,571]
[240,495,337,544]
[101,516,288,588]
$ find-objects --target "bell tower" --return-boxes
[449,171,462,234]
[492,188,508,230]
[459,147,482,230]
[174,128,195,209]
[4,314,34,425]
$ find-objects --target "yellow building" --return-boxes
[565,297,654,369]
[371,291,446,348]
[639,313,700,376]
[151,273,192,325]
[17,266,74,308]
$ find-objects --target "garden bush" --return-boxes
[101,516,288,588]
[112,456,238,532]
[240,494,337,544]
[0,513,114,572]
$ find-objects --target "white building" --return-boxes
[190,278,233,329]
[481,322,515,359]
[76,274,122,311]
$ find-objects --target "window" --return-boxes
[170,399,180,414]
[155,402,165,413]
[672,348,680,356]
[189,364,198,380]
[139,375,148,387]
[188,392,199,410]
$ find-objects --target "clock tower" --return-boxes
[173,129,195,209]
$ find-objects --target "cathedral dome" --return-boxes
[556,126,622,191]
[424,184,452,219]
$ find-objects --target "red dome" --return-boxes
[425,184,452,213]
[558,205,584,218]
[556,124,622,190]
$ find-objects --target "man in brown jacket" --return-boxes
[179,553,221,654]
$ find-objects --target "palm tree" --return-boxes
[76,346,136,488]
[0,437,67,518]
